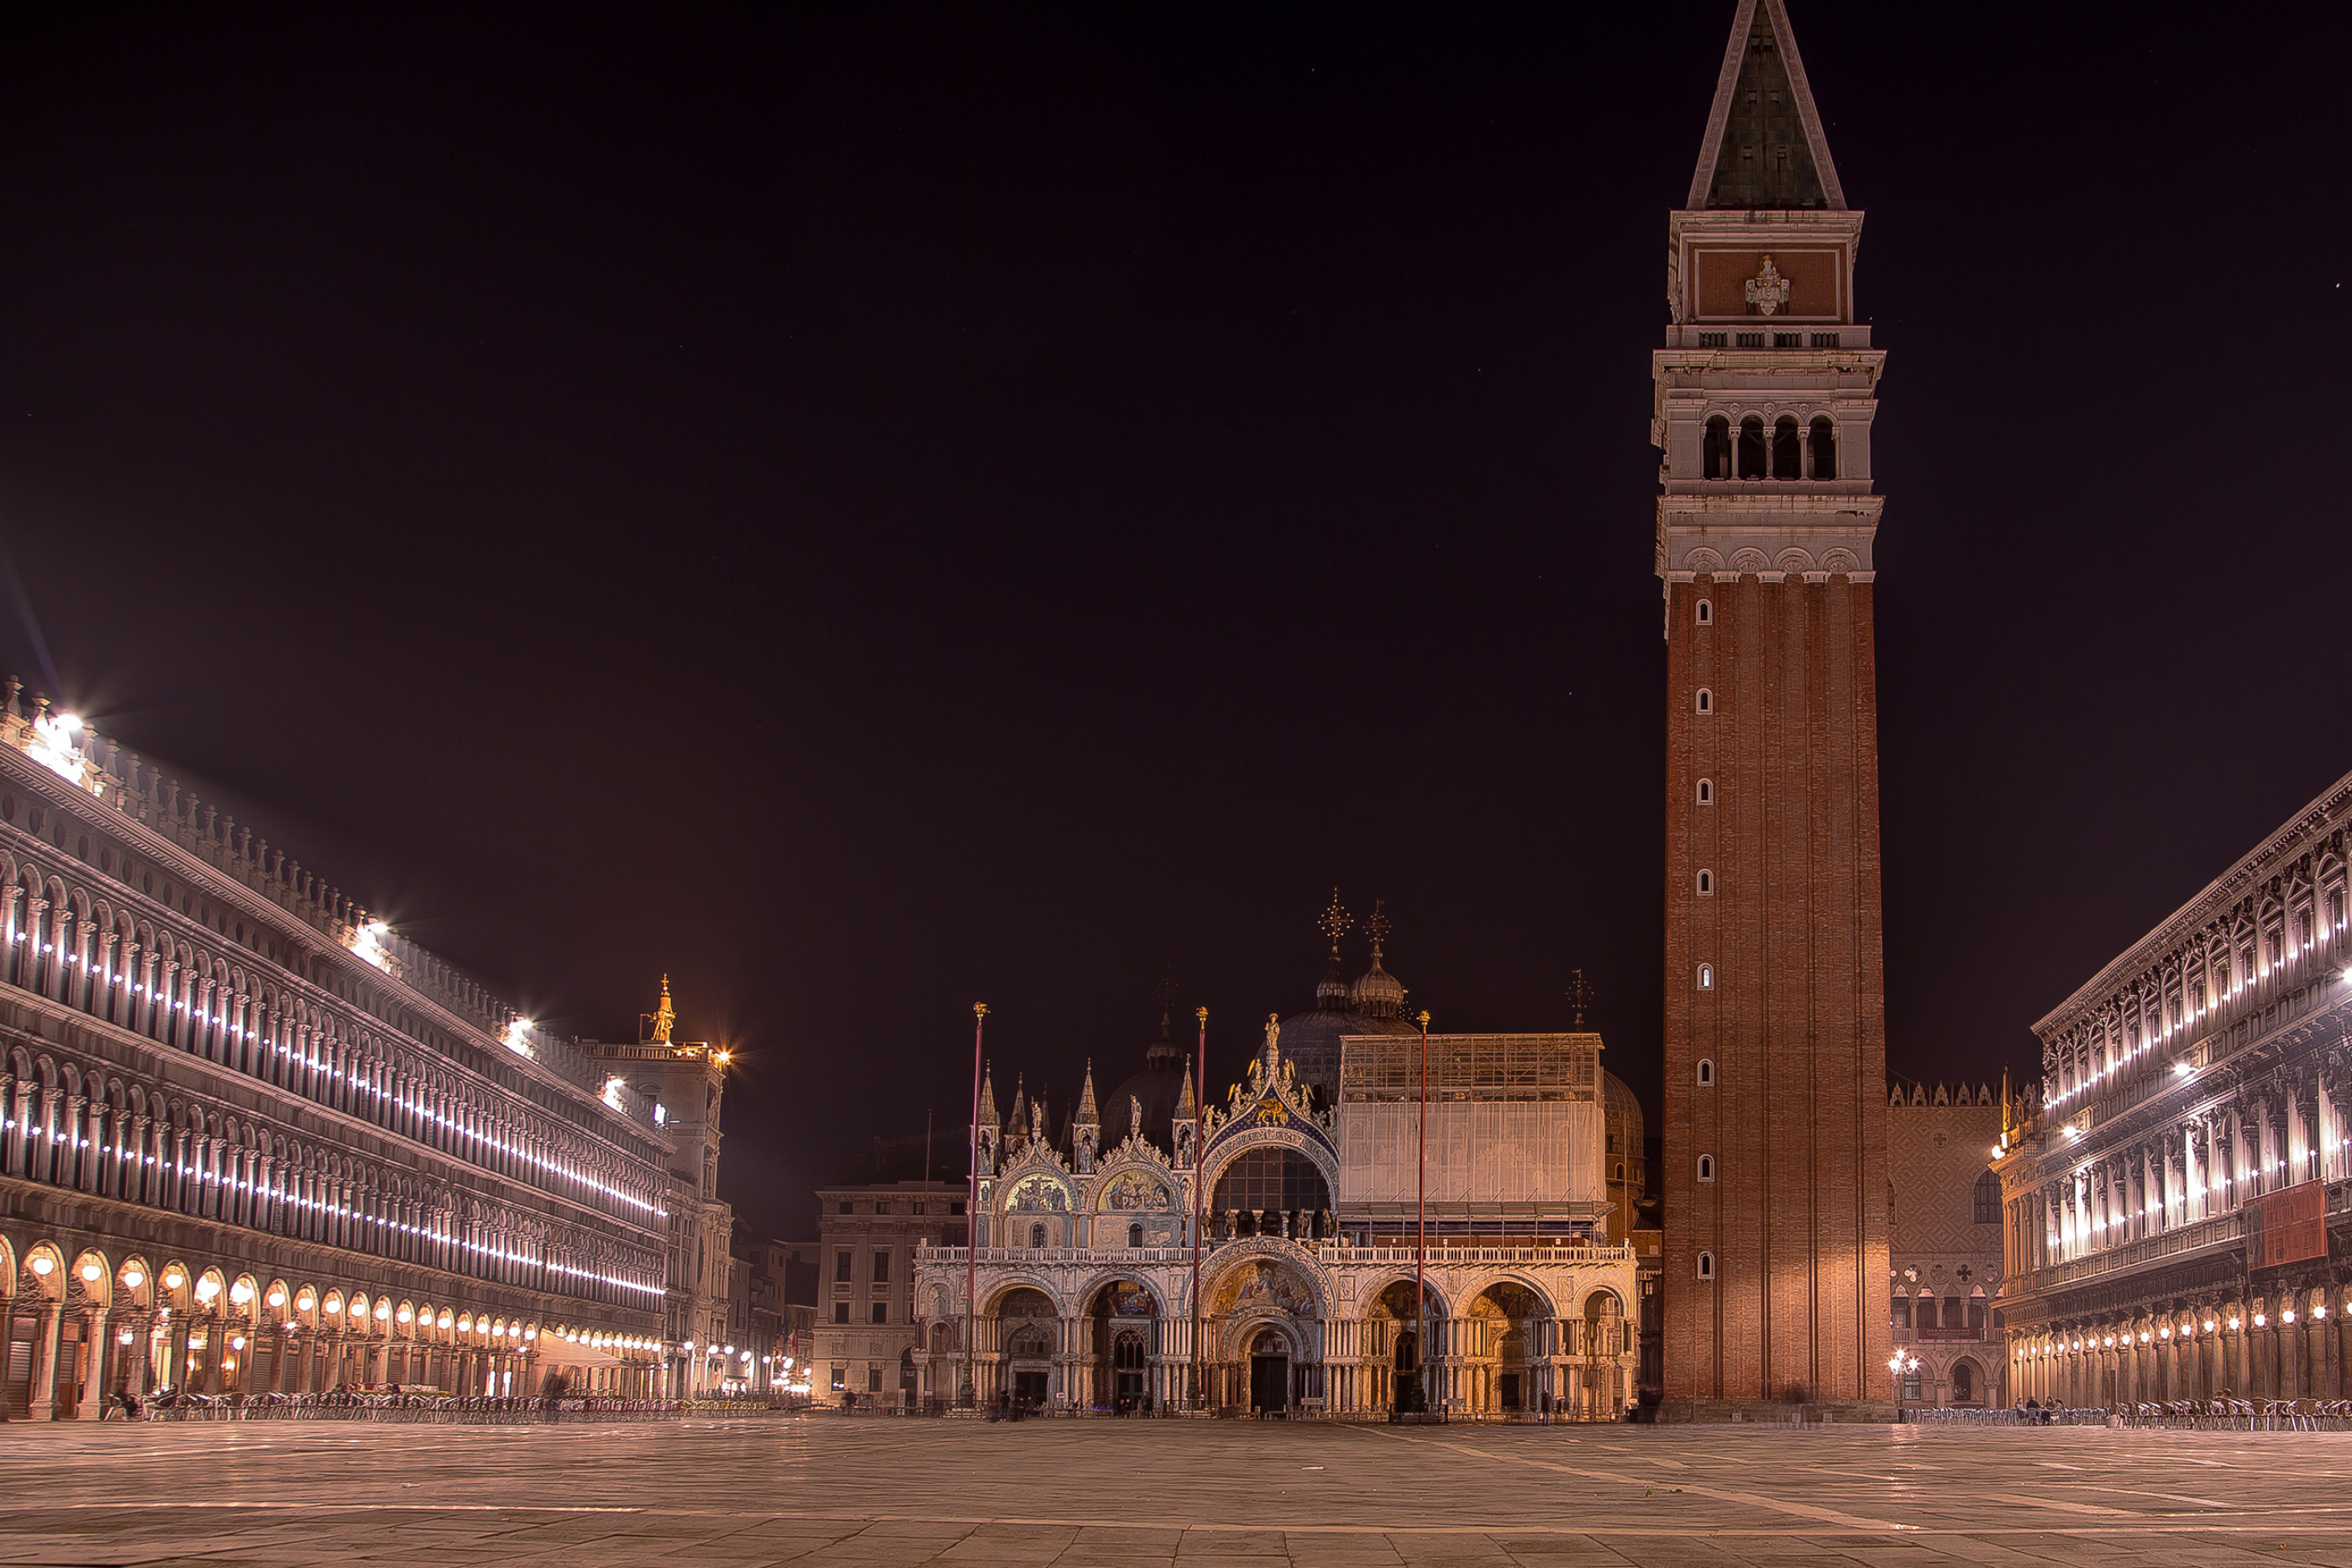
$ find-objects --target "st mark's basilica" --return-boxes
[911,911,1642,1419]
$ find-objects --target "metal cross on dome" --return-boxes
[1566,969,1595,1030]
[1362,899,1391,957]
[1319,889,1352,960]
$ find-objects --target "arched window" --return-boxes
[1210,1146,1332,1227]
[1695,688,1713,715]
[1737,416,1766,479]
[1808,416,1837,480]
[1772,415,1801,480]
[1695,597,1714,626]
[1703,416,1731,480]
[1696,778,1714,805]
[1973,1171,2001,1225]
[1696,869,1714,897]
[1698,964,1714,990]
[1697,1251,1714,1282]
[1697,1155,1715,1183]
[1029,1222,1047,1249]
[1127,1222,1143,1249]
[1696,1057,1714,1087]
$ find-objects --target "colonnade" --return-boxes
[2008,1280,2352,1408]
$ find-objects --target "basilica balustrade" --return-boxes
[915,1240,1634,1269]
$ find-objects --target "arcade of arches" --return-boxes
[929,1256,1631,1419]
[1,1230,660,1420]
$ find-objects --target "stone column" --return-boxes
[27,1303,60,1420]
[75,1308,110,1419]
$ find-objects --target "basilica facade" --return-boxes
[912,932,1639,1419]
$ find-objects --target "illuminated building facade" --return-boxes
[1995,765,2352,1409]
[0,689,714,1418]
[813,1179,963,1407]
[912,931,1639,1419]
[1887,1083,2003,1413]
[1655,0,1892,1419]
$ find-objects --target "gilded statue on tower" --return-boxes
[644,973,676,1046]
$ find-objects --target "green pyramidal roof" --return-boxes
[1688,0,1845,212]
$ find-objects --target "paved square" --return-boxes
[1,1416,2348,1565]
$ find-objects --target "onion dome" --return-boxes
[1351,900,1408,1019]
[1280,894,1419,1099]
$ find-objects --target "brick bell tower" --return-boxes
[1655,0,1892,1419]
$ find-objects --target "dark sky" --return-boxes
[0,3,2344,1240]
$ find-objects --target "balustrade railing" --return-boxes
[916,1240,1633,1267]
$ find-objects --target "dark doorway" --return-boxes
[1114,1330,1145,1404]
[1250,1353,1289,1414]
[1499,1372,1522,1412]
[1392,1328,1422,1413]
[1250,1329,1290,1416]
[1012,1370,1048,1404]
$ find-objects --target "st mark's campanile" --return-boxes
[1656,0,1892,1418]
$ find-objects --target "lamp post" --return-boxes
[1415,1008,1431,1418]
[1888,1352,1920,1411]
[1192,1005,1206,1413]
[963,1002,986,1410]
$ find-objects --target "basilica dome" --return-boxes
[1100,1014,1190,1152]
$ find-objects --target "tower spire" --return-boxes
[1688,0,1845,212]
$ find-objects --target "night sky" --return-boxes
[0,4,2344,1240]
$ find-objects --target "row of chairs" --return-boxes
[1904,1406,2111,1426]
[2125,1398,2352,1430]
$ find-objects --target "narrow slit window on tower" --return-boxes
[1809,415,1837,480]
[1698,963,1714,990]
[1697,869,1714,897]
[1697,1155,1714,1183]
[1772,415,1801,478]
[1737,415,1767,476]
[1703,416,1731,480]
[1697,1057,1715,1087]
[1696,778,1714,805]
[1698,1251,1715,1282]
[1695,597,1713,626]
[1695,688,1713,715]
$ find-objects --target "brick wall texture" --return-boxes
[1662,573,1891,1406]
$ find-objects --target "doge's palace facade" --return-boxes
[0,688,704,1418]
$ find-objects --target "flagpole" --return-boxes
[1192,1006,1208,1413]
[1415,1006,1431,1417]
[963,1002,986,1409]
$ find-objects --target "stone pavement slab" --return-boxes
[3,1416,2351,1565]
